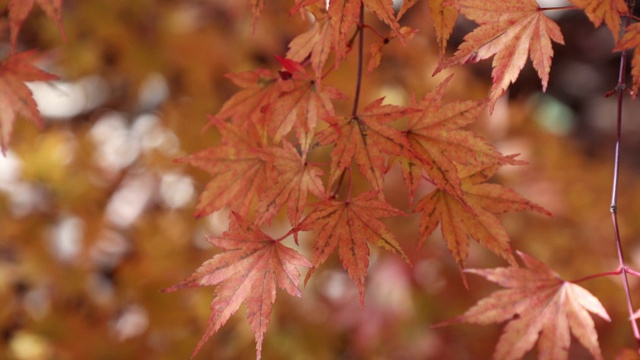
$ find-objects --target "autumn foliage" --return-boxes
[5,0,640,359]
[159,0,640,359]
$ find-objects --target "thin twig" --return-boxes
[570,268,622,284]
[352,4,365,118]
[611,0,640,345]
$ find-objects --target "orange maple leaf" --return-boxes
[0,50,58,153]
[328,0,362,61]
[287,6,334,78]
[436,251,610,360]
[415,164,550,277]
[319,99,420,195]
[210,68,283,131]
[267,57,345,149]
[163,213,312,360]
[403,75,522,203]
[427,0,459,54]
[178,118,275,218]
[8,0,65,51]
[298,191,409,304]
[255,140,325,230]
[569,0,628,41]
[613,23,640,97]
[434,0,564,104]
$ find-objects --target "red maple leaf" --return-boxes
[434,0,565,104]
[0,50,58,153]
[298,191,409,304]
[255,140,325,231]
[9,0,65,51]
[267,56,345,149]
[209,68,283,133]
[415,163,550,279]
[319,98,420,195]
[287,6,334,78]
[436,251,610,360]
[178,118,276,218]
[403,75,522,203]
[327,0,361,61]
[163,213,312,360]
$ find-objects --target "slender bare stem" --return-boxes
[570,268,622,284]
[352,4,365,118]
[360,23,387,41]
[628,267,640,278]
[611,0,640,345]
[330,4,365,200]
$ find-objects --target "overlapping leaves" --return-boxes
[416,164,550,279]
[172,2,570,359]
[319,98,420,195]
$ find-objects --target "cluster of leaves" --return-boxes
[162,0,640,359]
[4,0,640,359]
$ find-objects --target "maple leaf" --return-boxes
[415,163,550,277]
[210,68,283,132]
[328,0,362,61]
[267,56,345,149]
[318,98,420,195]
[434,0,565,104]
[436,251,610,360]
[569,0,628,41]
[178,118,275,218]
[163,212,312,360]
[403,75,521,203]
[461,164,552,216]
[613,23,640,97]
[298,191,409,304]
[9,0,65,51]
[287,6,334,78]
[255,140,325,231]
[428,0,459,54]
[0,50,58,153]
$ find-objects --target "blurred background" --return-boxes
[3,0,640,359]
